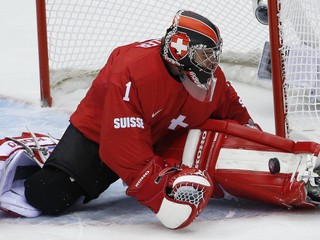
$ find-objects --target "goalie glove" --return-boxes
[126,156,213,229]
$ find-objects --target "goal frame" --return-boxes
[268,0,286,138]
[36,0,52,107]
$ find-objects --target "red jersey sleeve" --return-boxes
[99,66,155,185]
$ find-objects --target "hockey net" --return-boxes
[36,0,269,110]
[272,0,320,141]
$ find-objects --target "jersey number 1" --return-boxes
[123,81,132,102]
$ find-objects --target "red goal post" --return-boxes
[268,0,285,138]
[268,0,320,141]
[36,0,51,107]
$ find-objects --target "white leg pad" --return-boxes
[0,180,41,217]
[0,150,41,217]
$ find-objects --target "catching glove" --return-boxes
[126,156,213,229]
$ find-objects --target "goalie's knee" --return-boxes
[24,167,85,215]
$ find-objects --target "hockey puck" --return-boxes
[268,158,280,174]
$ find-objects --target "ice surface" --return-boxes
[1,1,320,240]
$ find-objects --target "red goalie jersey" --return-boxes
[70,39,252,185]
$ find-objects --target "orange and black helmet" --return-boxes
[161,10,223,85]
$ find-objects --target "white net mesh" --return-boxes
[42,0,320,139]
[170,170,210,208]
[277,0,320,139]
[172,184,205,208]
[44,0,269,92]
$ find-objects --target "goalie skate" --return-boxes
[286,151,320,204]
[306,169,320,203]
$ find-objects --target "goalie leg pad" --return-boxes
[0,150,42,217]
[0,180,41,217]
[214,170,313,208]
[25,167,85,215]
[156,119,320,207]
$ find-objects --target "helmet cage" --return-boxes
[190,43,222,74]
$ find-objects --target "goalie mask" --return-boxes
[161,10,223,102]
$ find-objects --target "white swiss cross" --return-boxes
[168,115,189,130]
[171,38,188,55]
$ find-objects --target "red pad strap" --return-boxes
[293,142,320,155]
[200,119,296,152]
[200,119,320,154]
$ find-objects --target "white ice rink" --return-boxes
[1,2,320,240]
